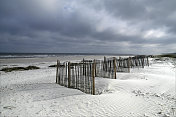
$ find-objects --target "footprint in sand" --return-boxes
[3,106,16,110]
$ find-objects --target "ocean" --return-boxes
[0,53,132,59]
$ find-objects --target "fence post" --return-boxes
[142,58,144,68]
[104,56,106,71]
[83,58,85,75]
[75,65,78,88]
[92,60,95,95]
[56,60,59,84]
[119,57,121,72]
[113,57,117,79]
[95,60,97,77]
[58,60,60,84]
[68,62,71,88]
[128,57,130,73]
[147,56,149,66]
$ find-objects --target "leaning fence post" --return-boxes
[92,60,95,95]
[113,57,117,79]
[68,62,71,88]
[56,60,59,84]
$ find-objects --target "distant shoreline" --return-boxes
[0,53,134,59]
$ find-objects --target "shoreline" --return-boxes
[0,55,121,64]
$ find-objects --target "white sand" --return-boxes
[0,57,176,116]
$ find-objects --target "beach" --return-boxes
[0,55,176,116]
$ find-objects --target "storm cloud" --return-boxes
[0,0,176,54]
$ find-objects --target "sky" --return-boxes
[0,0,176,54]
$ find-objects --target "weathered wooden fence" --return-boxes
[56,60,96,95]
[94,55,149,79]
[56,56,149,95]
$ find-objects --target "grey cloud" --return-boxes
[0,0,175,54]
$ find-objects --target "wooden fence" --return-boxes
[56,60,96,95]
[94,55,149,79]
[56,56,149,95]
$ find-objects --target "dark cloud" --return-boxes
[0,0,175,54]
